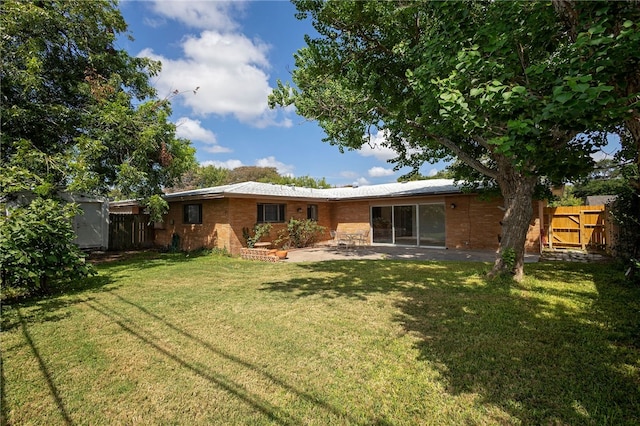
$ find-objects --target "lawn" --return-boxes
[2,252,639,425]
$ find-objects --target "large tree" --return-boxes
[270,0,639,280]
[1,0,195,295]
[1,0,195,210]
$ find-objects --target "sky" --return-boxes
[117,0,448,187]
[117,0,620,188]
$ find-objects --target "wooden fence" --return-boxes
[108,214,154,250]
[543,205,607,251]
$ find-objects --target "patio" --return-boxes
[284,245,541,263]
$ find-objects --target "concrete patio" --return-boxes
[284,245,541,263]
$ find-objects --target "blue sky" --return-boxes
[118,1,619,187]
[118,0,447,187]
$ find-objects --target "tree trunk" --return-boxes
[624,114,640,260]
[489,174,538,282]
[625,113,640,191]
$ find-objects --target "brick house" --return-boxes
[139,179,542,255]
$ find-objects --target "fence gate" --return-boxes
[108,214,154,250]
[543,205,606,251]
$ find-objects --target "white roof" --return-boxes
[163,179,460,201]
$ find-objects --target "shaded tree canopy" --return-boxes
[270,0,640,280]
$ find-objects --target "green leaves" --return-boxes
[272,0,639,208]
[1,0,195,202]
[1,0,198,299]
[0,198,95,298]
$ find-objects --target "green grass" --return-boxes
[2,252,639,425]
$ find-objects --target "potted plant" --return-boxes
[273,232,291,259]
[275,248,288,259]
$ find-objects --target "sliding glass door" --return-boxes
[371,206,393,243]
[394,205,417,245]
[371,203,445,247]
[419,204,445,247]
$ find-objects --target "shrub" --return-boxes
[275,218,326,249]
[0,198,94,299]
[242,223,272,248]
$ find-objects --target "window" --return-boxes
[257,203,286,223]
[307,204,318,221]
[183,204,202,224]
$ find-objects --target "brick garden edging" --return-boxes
[240,248,279,262]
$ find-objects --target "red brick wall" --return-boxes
[154,194,541,254]
[330,201,371,234]
[327,194,541,253]
[226,198,333,254]
[155,199,228,251]
[444,195,540,252]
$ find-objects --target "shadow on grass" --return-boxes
[13,308,74,425]
[2,250,219,331]
[83,293,371,425]
[90,249,217,271]
[261,259,640,424]
[1,274,115,332]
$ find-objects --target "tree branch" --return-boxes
[403,118,500,180]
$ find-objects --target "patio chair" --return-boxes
[351,230,368,246]
[332,230,355,250]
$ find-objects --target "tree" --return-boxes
[552,158,627,202]
[227,166,282,184]
[168,165,332,192]
[166,165,230,192]
[398,169,454,182]
[553,1,640,263]
[1,0,195,294]
[270,0,640,281]
[1,0,196,209]
[266,174,332,188]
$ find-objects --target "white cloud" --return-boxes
[174,117,214,143]
[255,156,295,176]
[368,166,395,177]
[201,159,245,169]
[142,17,166,28]
[149,0,245,32]
[354,177,370,186]
[182,30,270,69]
[357,130,398,162]
[175,117,231,154]
[427,168,439,177]
[340,171,358,179]
[140,35,282,126]
[203,145,233,154]
[357,129,422,163]
[138,9,291,128]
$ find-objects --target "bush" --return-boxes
[0,198,94,299]
[275,218,326,249]
[242,223,272,248]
